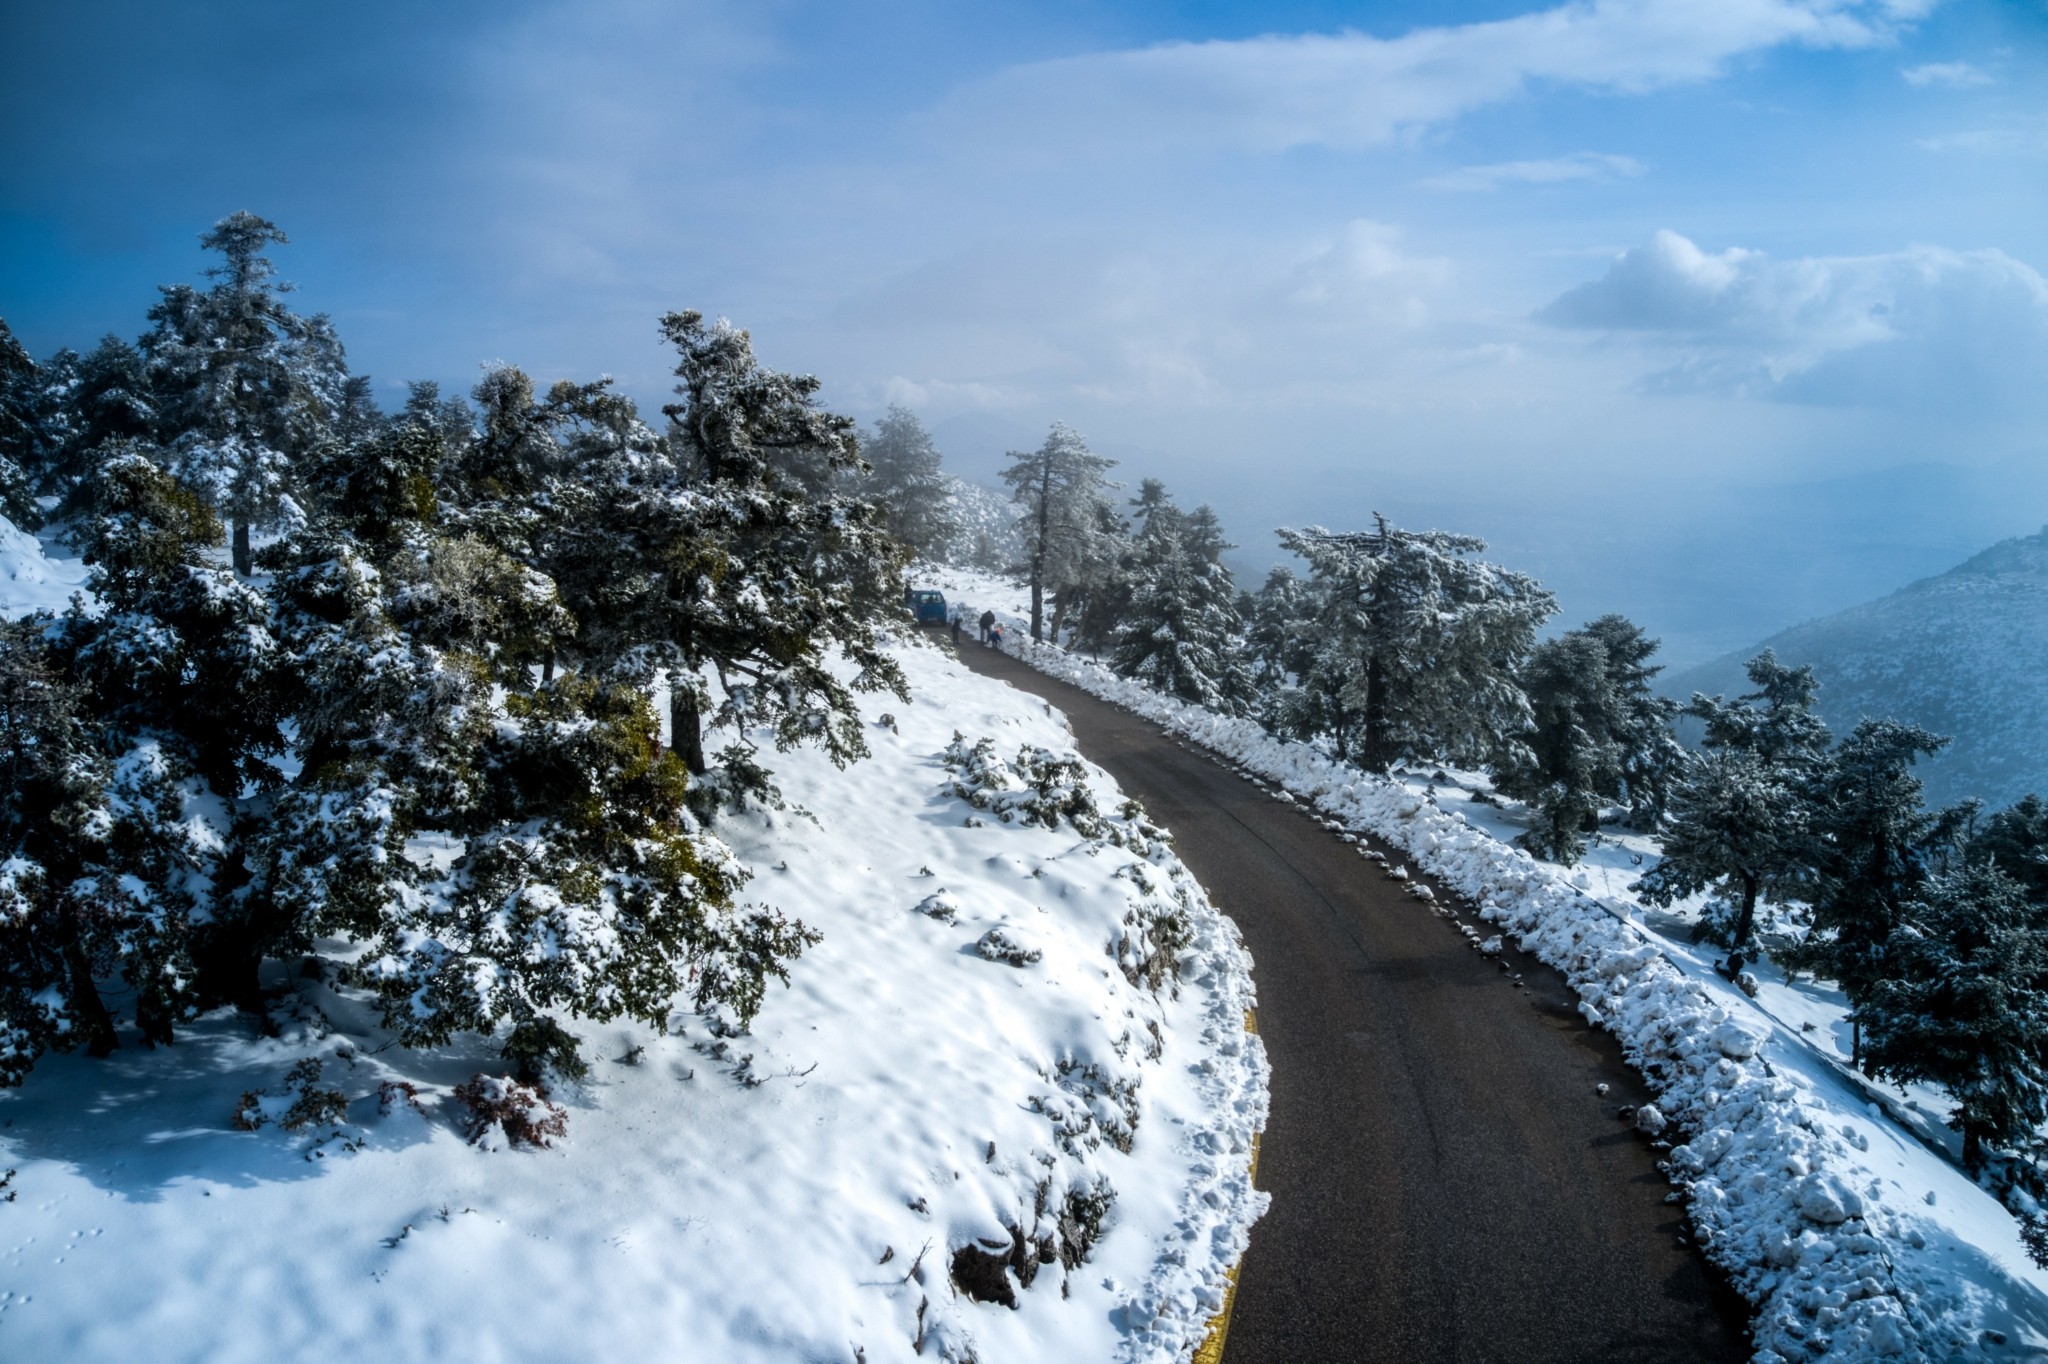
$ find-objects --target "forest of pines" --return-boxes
[2,215,2046,1245]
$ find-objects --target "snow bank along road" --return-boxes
[956,642,1749,1364]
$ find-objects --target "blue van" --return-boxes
[906,589,948,625]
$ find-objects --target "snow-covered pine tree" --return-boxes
[1785,719,1967,1061]
[566,311,908,803]
[1001,422,1120,643]
[256,410,806,1077]
[1278,515,1555,773]
[1494,615,1684,864]
[1976,794,2048,905]
[1860,863,2048,1170]
[49,449,286,1014]
[860,405,958,560]
[0,321,49,527]
[1633,650,1831,971]
[143,213,348,574]
[1579,614,1686,828]
[1108,483,1256,714]
[1243,564,1312,692]
[35,335,158,518]
[1494,632,1622,865]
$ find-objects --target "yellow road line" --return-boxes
[1192,1010,1262,1364]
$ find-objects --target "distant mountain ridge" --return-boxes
[1662,526,2048,812]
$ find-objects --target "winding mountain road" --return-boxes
[954,642,1748,1364]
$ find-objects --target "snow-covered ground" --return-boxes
[923,564,2048,1364]
[0,529,1267,1364]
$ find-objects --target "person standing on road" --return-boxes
[978,609,995,644]
[950,610,963,648]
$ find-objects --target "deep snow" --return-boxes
[0,527,1267,1364]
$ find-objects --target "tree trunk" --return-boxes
[1850,1016,1860,1068]
[60,936,119,1058]
[1029,572,1044,645]
[1961,1120,1985,1172]
[671,686,708,777]
[232,518,253,576]
[1729,870,1761,963]
[1361,652,1392,773]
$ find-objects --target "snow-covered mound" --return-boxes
[927,565,2048,1363]
[0,514,89,617]
[1665,526,2048,812]
[0,636,1266,1364]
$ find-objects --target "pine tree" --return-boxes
[1633,651,1831,971]
[1278,515,1555,772]
[1109,483,1256,714]
[1001,423,1120,643]
[1579,614,1686,828]
[1976,794,2048,905]
[144,213,347,573]
[861,405,958,559]
[1786,719,1966,1060]
[1861,864,2048,1170]
[41,334,158,516]
[1495,615,1684,865]
[1495,632,1622,864]
[552,312,907,803]
[0,321,48,527]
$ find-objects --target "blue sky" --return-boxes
[4,0,2045,664]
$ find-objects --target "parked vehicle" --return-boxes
[905,588,948,625]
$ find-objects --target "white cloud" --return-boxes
[1426,151,1648,190]
[936,0,1929,155]
[1537,229,2048,411]
[1900,60,1993,87]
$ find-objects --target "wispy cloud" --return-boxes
[935,0,1932,156]
[1900,60,1993,87]
[1426,151,1647,191]
[1915,113,2048,157]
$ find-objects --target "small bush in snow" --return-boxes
[455,1073,568,1150]
[975,924,1042,968]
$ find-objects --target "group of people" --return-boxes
[948,606,1004,651]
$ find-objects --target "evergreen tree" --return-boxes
[0,321,48,526]
[1244,565,1312,692]
[143,213,347,573]
[1861,863,2048,1170]
[1495,615,1684,865]
[1109,483,1256,714]
[1001,423,1120,643]
[1579,614,1686,828]
[559,311,907,802]
[1786,719,1967,1060]
[1633,651,1830,971]
[1278,515,1555,772]
[860,405,958,559]
[1976,794,2048,905]
[41,334,158,515]
[1495,632,1622,865]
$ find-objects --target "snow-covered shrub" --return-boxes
[233,1058,348,1132]
[455,1073,568,1150]
[975,923,1042,967]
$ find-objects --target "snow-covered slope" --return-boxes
[1664,526,2048,812]
[941,477,1024,569]
[0,514,88,617]
[0,625,1267,1363]
[926,565,2048,1364]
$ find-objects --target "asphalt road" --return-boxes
[953,641,1749,1364]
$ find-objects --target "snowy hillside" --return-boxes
[1664,527,2048,812]
[0,526,1267,1363]
[942,476,1025,569]
[929,565,2048,1363]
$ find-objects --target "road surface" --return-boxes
[954,642,1748,1364]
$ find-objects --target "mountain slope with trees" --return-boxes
[1664,527,2048,812]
